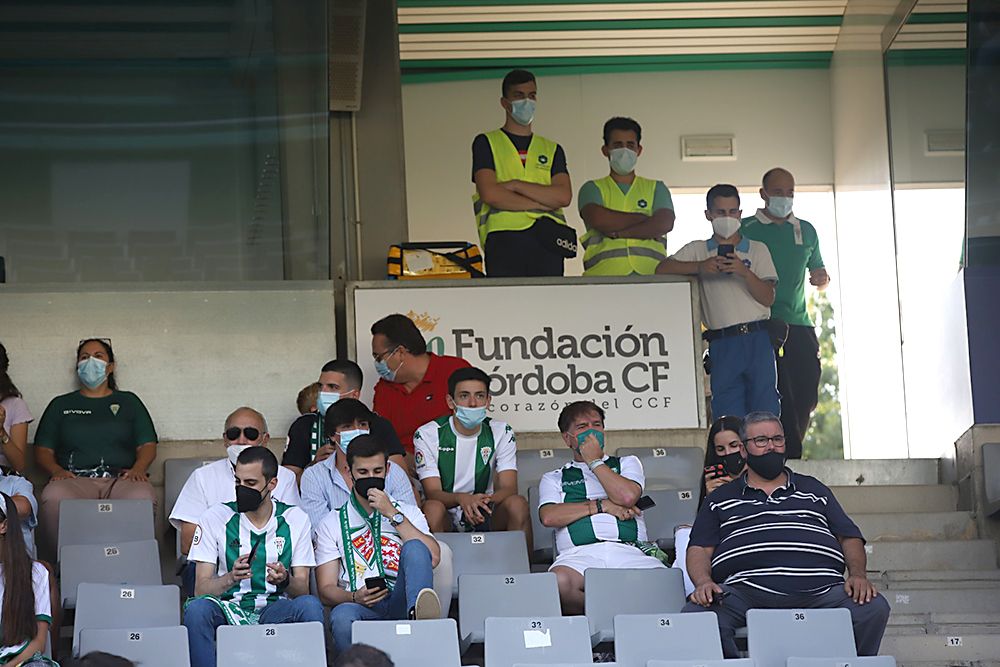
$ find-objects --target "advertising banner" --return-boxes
[350,279,703,432]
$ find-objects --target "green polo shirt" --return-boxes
[34,390,158,470]
[741,211,825,326]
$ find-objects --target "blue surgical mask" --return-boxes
[509,98,535,126]
[766,196,793,218]
[317,392,340,416]
[375,358,397,382]
[609,147,638,176]
[575,428,605,451]
[77,357,108,389]
[336,428,369,454]
[455,405,488,429]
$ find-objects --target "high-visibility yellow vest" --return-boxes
[472,129,568,247]
[581,175,667,276]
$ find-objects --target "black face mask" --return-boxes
[719,451,746,477]
[746,451,786,481]
[353,475,386,499]
[235,484,265,513]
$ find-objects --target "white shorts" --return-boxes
[549,542,666,576]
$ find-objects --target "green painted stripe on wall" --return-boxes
[402,50,832,68]
[885,48,965,66]
[400,0,760,6]
[906,12,968,25]
[400,15,844,32]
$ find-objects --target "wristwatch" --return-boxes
[0,431,8,446]
[389,512,405,527]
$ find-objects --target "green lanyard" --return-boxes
[337,492,384,592]
[310,416,324,459]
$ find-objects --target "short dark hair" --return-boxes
[448,366,491,397]
[325,398,375,434]
[320,359,364,391]
[602,116,642,145]
[333,644,394,667]
[558,401,606,434]
[66,652,136,667]
[706,184,740,211]
[502,69,536,98]
[236,446,278,481]
[705,415,745,468]
[346,434,388,469]
[371,314,427,356]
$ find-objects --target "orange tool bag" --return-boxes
[387,242,485,280]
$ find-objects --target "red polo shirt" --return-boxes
[373,353,472,454]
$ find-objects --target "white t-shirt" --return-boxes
[538,455,649,554]
[189,499,315,611]
[0,561,51,661]
[670,237,778,330]
[314,495,431,592]
[169,458,301,530]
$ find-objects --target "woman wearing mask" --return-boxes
[0,493,57,667]
[672,415,747,597]
[0,344,32,475]
[33,339,158,559]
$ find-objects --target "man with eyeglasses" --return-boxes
[370,314,470,461]
[170,407,301,597]
[682,411,890,657]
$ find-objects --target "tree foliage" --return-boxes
[802,289,844,460]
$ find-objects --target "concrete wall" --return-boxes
[402,68,834,276]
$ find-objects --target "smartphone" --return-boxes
[635,495,656,511]
[365,576,387,593]
[717,243,735,257]
[704,464,726,479]
[245,539,261,567]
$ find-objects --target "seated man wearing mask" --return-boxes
[170,407,300,597]
[282,359,407,482]
[315,434,442,656]
[183,447,324,667]
[539,401,665,614]
[683,411,890,658]
[414,367,531,553]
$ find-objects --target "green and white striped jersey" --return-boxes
[189,498,315,613]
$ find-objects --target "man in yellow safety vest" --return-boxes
[579,117,675,276]
[472,69,573,277]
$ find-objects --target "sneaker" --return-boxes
[412,587,441,620]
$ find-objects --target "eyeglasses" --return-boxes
[224,426,261,442]
[743,435,786,450]
[372,346,399,362]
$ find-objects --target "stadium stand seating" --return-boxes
[747,608,857,667]
[787,659,898,667]
[459,573,561,648]
[72,583,180,656]
[584,568,686,643]
[613,612,723,667]
[57,498,155,555]
[216,621,326,666]
[527,485,555,559]
[639,488,698,548]
[352,618,462,667]
[78,626,190,667]
[648,661,754,667]
[60,539,162,608]
[615,446,703,491]
[485,616,592,667]
[435,530,530,596]
[516,448,575,496]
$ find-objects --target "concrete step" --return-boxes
[880,632,1000,663]
[792,459,939,486]
[832,484,958,514]
[889,613,1000,628]
[865,540,998,572]
[880,569,1000,588]
[855,511,977,542]
[883,589,1000,615]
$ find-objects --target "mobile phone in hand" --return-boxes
[635,495,656,511]
[717,243,735,257]
[365,576,387,593]
[704,463,726,479]
[245,539,262,566]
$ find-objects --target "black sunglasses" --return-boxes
[224,426,261,442]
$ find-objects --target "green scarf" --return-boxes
[338,492,398,592]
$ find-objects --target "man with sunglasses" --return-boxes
[170,407,301,597]
[682,411,889,658]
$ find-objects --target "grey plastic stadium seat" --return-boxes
[517,448,575,495]
[515,664,616,667]
[648,660,754,667]
[435,530,530,596]
[73,583,180,656]
[216,621,326,666]
[787,659,897,667]
[459,572,561,648]
[79,626,190,667]
[640,488,699,548]
[585,568,686,643]
[616,446,703,491]
[528,485,555,559]
[60,539,162,608]
[352,619,462,667]
[57,499,154,554]
[485,616,592,667]
[747,608,856,667]
[613,612,723,667]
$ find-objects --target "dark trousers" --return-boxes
[683,583,890,658]
[777,324,821,459]
[484,228,564,277]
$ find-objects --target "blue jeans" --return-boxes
[181,561,196,599]
[709,329,780,420]
[329,540,434,656]
[183,595,325,667]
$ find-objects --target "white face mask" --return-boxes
[766,195,793,218]
[227,444,251,467]
[711,216,742,239]
[608,147,638,176]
